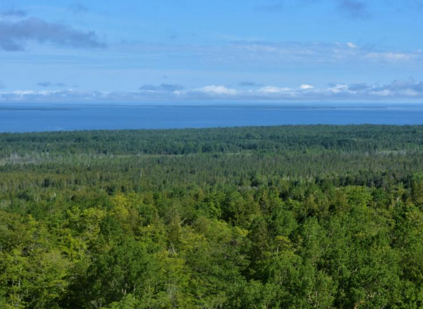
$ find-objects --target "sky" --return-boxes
[0,0,423,103]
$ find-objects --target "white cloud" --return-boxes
[328,84,349,93]
[197,85,237,95]
[300,84,314,90]
[258,86,291,94]
[346,42,357,49]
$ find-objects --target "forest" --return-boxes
[1,125,423,309]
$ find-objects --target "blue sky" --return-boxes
[1,0,423,103]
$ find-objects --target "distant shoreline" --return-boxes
[2,104,423,133]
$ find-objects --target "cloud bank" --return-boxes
[0,9,27,17]
[2,80,423,103]
[0,17,105,51]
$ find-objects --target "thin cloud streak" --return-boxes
[139,84,184,92]
[254,0,370,18]
[38,82,67,87]
[111,41,422,67]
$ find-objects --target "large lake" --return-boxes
[1,103,423,133]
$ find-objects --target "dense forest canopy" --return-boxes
[2,125,423,157]
[1,125,423,308]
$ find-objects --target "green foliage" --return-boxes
[1,125,423,308]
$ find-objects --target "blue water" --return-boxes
[1,103,423,132]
